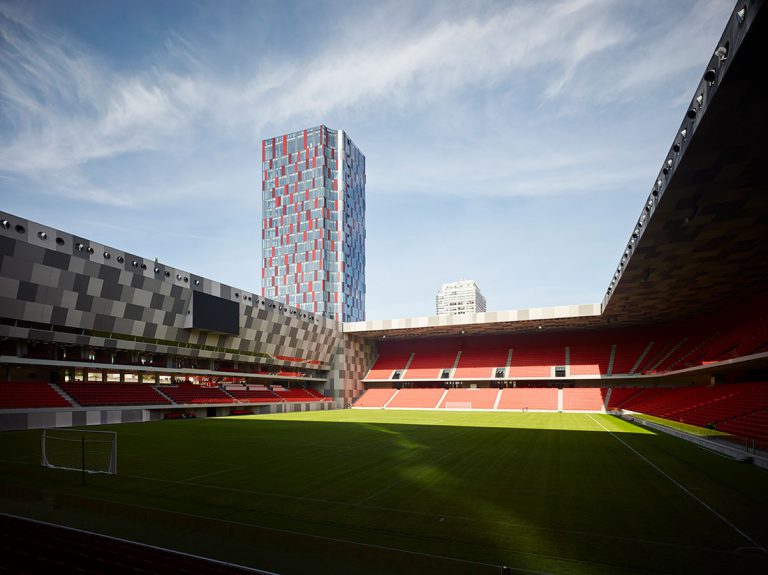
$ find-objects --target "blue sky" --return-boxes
[0,0,733,320]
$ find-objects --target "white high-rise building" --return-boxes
[436,280,487,316]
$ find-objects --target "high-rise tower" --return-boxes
[262,125,365,322]
[436,280,487,316]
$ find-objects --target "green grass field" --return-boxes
[1,410,767,574]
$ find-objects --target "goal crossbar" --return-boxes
[445,402,472,409]
[41,428,117,475]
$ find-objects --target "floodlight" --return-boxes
[736,7,745,25]
[715,45,728,61]
[704,69,717,83]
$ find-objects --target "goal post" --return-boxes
[445,402,472,410]
[41,428,117,475]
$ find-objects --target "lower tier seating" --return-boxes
[497,388,558,410]
[386,388,444,409]
[224,385,281,403]
[354,388,397,407]
[158,383,234,404]
[562,388,606,411]
[59,382,171,406]
[439,388,499,409]
[271,386,330,402]
[0,381,72,409]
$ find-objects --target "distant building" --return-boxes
[436,280,487,316]
[262,125,365,322]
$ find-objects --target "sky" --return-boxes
[0,0,734,321]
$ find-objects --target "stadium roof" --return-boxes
[346,0,768,340]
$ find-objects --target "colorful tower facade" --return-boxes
[262,125,365,322]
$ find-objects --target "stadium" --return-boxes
[1,1,767,574]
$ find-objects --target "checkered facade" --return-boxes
[0,211,342,374]
[327,335,376,406]
[262,125,365,322]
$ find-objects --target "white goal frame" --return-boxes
[41,428,117,475]
[445,402,472,409]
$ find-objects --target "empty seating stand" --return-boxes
[366,341,413,380]
[0,381,72,409]
[439,388,498,409]
[272,387,327,402]
[497,388,558,410]
[568,346,610,375]
[223,385,282,403]
[158,383,234,404]
[508,347,564,378]
[562,388,606,411]
[354,388,397,407]
[386,388,444,409]
[59,382,171,407]
[454,346,509,379]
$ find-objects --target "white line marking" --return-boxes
[0,511,279,574]
[185,465,249,482]
[21,493,543,573]
[120,470,723,554]
[588,414,767,554]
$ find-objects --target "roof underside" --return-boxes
[349,0,768,341]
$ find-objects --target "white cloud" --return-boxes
[0,0,734,207]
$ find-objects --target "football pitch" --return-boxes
[1,410,766,575]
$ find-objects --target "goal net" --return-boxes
[41,428,117,475]
[445,402,472,409]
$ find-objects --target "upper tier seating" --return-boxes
[562,388,606,411]
[366,341,413,380]
[439,388,499,409]
[568,346,610,375]
[59,382,171,407]
[454,345,509,379]
[508,347,564,377]
[497,388,558,410]
[158,383,235,404]
[0,381,72,409]
[386,388,444,409]
[405,343,460,380]
[610,341,651,374]
[365,294,768,383]
[354,388,398,407]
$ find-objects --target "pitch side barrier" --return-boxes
[618,413,768,470]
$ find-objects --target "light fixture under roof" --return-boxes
[715,43,728,63]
